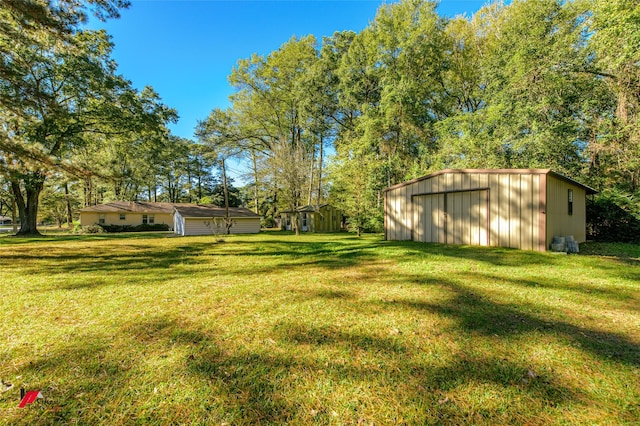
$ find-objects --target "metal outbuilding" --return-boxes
[384,169,597,251]
[280,204,343,233]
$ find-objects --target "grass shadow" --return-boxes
[377,278,640,367]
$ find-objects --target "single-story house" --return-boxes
[79,201,177,228]
[0,215,12,225]
[173,205,261,236]
[281,204,343,232]
[384,169,597,251]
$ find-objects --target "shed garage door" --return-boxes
[412,190,489,246]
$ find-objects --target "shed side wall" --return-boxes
[546,176,587,244]
[315,205,342,232]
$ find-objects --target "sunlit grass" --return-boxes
[1,232,638,424]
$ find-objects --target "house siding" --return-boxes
[80,212,173,227]
[384,169,590,251]
[180,217,260,236]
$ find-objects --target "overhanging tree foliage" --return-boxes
[5,0,639,238]
[194,0,639,236]
[0,1,175,235]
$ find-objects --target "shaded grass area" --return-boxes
[1,232,638,424]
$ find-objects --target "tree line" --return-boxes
[198,0,640,235]
[0,0,240,234]
[2,0,639,237]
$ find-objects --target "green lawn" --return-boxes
[1,232,638,425]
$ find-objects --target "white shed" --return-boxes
[173,205,261,236]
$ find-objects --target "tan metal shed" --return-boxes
[384,169,597,251]
[281,204,343,233]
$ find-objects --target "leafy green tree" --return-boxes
[330,0,450,232]
[226,36,321,230]
[583,0,640,193]
[0,26,174,234]
[196,108,249,232]
[195,0,639,237]
[437,1,590,174]
[0,176,17,230]
[39,176,81,228]
[0,0,129,114]
[208,177,242,208]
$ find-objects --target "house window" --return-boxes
[120,213,126,220]
[142,215,155,225]
[568,189,573,216]
[149,215,155,224]
[99,214,105,225]
[302,213,307,228]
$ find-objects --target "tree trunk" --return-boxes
[317,134,323,205]
[13,172,44,236]
[221,158,231,234]
[307,144,315,205]
[64,182,73,229]
[186,161,193,202]
[84,177,92,207]
[11,195,18,233]
[294,211,300,236]
[251,150,259,214]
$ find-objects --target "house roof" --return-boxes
[383,169,598,194]
[79,201,181,214]
[173,205,261,219]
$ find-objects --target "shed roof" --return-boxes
[79,201,182,214]
[383,169,598,194]
[173,205,261,219]
[281,204,332,214]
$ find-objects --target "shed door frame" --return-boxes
[411,187,490,245]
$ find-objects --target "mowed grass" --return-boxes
[0,232,638,425]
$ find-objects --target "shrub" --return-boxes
[587,190,640,243]
[261,216,276,228]
[135,223,171,232]
[82,224,106,234]
[100,223,170,233]
[73,222,83,234]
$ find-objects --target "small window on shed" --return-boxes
[568,189,573,216]
[120,213,126,220]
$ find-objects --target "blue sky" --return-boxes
[93,0,489,141]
